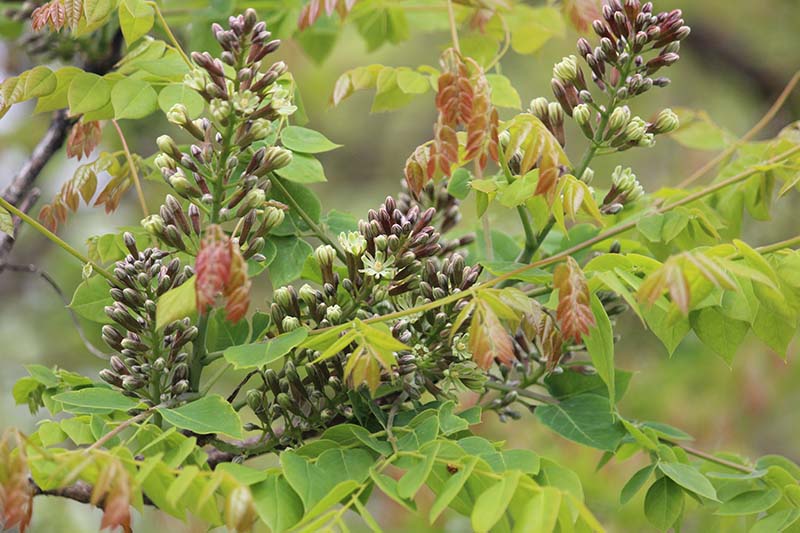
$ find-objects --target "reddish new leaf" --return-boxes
[66,120,103,160]
[196,224,251,322]
[90,460,132,533]
[637,258,691,315]
[196,225,233,315]
[553,257,595,343]
[298,0,357,30]
[415,48,499,191]
[503,114,570,201]
[31,0,66,32]
[223,243,251,322]
[522,306,564,372]
[562,0,601,33]
[0,431,33,533]
[469,300,515,370]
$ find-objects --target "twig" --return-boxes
[85,409,154,452]
[484,380,558,404]
[1,263,108,360]
[0,111,74,264]
[446,0,460,53]
[676,70,800,189]
[111,120,149,218]
[271,176,347,261]
[0,196,118,284]
[665,440,754,474]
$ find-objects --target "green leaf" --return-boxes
[644,477,684,530]
[223,328,308,370]
[0,206,12,235]
[670,108,733,151]
[535,394,625,451]
[68,73,111,115]
[158,83,205,117]
[716,489,782,516]
[23,66,57,99]
[690,306,749,364]
[471,470,521,533]
[535,458,583,501]
[429,456,478,523]
[750,509,800,533]
[371,67,414,112]
[53,388,140,414]
[641,421,693,441]
[69,275,113,324]
[84,0,112,23]
[447,168,472,200]
[281,447,372,511]
[156,277,197,330]
[266,236,313,287]
[252,474,304,532]
[620,464,656,504]
[508,6,564,55]
[486,74,521,109]
[657,462,718,501]
[396,68,430,94]
[119,0,154,45]
[584,295,615,401]
[157,395,243,438]
[111,78,158,119]
[398,442,440,499]
[544,368,632,403]
[275,152,327,183]
[280,126,341,153]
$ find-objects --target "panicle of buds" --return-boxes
[99,234,196,403]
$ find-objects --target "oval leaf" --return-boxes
[157,394,243,438]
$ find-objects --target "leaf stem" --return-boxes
[85,408,154,452]
[665,440,754,474]
[0,196,118,284]
[484,380,558,404]
[676,70,800,189]
[271,176,347,262]
[446,0,460,53]
[307,144,800,336]
[111,120,149,218]
[146,2,192,68]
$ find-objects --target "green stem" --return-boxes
[484,380,557,404]
[664,440,754,474]
[305,144,800,337]
[146,2,192,67]
[0,197,117,284]
[271,176,347,262]
[190,313,209,392]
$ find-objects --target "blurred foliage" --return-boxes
[0,0,798,531]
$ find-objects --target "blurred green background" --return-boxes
[1,0,799,530]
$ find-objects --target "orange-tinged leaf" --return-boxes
[553,257,595,343]
[469,301,515,370]
[66,120,103,161]
[562,0,601,33]
[31,0,66,32]
[503,114,570,202]
[196,225,233,315]
[637,258,691,315]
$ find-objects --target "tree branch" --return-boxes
[0,110,74,264]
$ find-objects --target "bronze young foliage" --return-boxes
[1,0,800,532]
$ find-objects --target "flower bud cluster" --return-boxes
[147,9,293,264]
[546,0,687,151]
[99,234,197,404]
[601,166,644,214]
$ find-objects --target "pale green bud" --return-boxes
[156,135,182,160]
[573,104,591,126]
[580,167,595,184]
[623,117,647,143]
[141,214,165,235]
[607,105,631,135]
[325,304,342,323]
[272,287,293,310]
[553,56,578,84]
[548,102,564,126]
[210,99,232,123]
[652,108,679,134]
[529,97,549,120]
[314,244,336,268]
[167,104,190,126]
[281,316,301,332]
